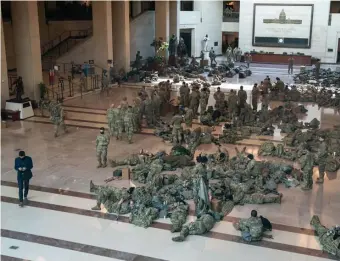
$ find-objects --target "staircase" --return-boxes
[41,28,93,71]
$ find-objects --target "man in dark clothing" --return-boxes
[14,151,33,207]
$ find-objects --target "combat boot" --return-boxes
[89,180,95,192]
[102,163,107,168]
[97,163,102,168]
[91,203,101,211]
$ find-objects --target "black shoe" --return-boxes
[19,202,24,207]
[24,198,29,205]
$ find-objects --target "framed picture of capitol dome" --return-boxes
[252,4,314,48]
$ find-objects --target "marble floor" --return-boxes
[2,63,340,261]
[1,120,340,261]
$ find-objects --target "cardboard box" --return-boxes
[122,168,130,180]
[211,198,222,213]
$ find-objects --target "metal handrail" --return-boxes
[41,27,93,56]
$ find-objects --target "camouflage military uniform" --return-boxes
[200,90,209,114]
[90,181,116,210]
[145,97,156,127]
[129,204,159,228]
[171,114,183,144]
[179,84,190,107]
[299,150,314,190]
[213,90,225,112]
[110,154,143,167]
[170,203,189,233]
[115,109,124,140]
[234,216,264,242]
[310,215,340,258]
[172,212,219,242]
[316,142,328,184]
[152,93,161,121]
[132,104,141,133]
[50,103,67,137]
[124,108,134,143]
[96,132,110,167]
[189,89,200,117]
[184,108,194,127]
[228,92,238,119]
[106,107,115,136]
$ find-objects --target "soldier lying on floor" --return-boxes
[172,211,223,242]
[233,210,273,242]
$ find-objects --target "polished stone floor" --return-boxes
[2,63,340,261]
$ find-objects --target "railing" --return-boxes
[222,11,239,22]
[41,28,93,56]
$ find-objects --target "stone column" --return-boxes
[38,1,49,47]
[11,1,43,100]
[92,1,113,69]
[112,1,130,73]
[1,16,9,107]
[169,0,180,39]
[155,1,169,58]
[132,1,142,18]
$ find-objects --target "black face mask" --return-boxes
[100,131,104,134]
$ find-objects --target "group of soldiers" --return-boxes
[90,144,291,243]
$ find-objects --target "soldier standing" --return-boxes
[299,150,314,190]
[228,90,238,120]
[184,107,194,128]
[179,81,190,107]
[288,56,294,74]
[132,98,142,133]
[189,87,200,117]
[200,87,209,115]
[144,95,155,127]
[213,87,225,112]
[124,107,134,144]
[152,91,161,122]
[115,106,124,140]
[171,113,184,144]
[251,84,259,111]
[106,103,115,136]
[50,100,67,138]
[96,127,110,168]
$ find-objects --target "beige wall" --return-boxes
[11,1,43,100]
[1,17,9,107]
[3,20,92,69]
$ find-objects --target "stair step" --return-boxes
[63,106,106,114]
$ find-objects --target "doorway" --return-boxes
[180,30,192,57]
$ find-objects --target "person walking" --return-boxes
[288,56,294,75]
[14,151,33,207]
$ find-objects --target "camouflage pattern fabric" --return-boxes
[124,108,134,143]
[96,133,110,167]
[129,204,159,228]
[234,216,264,241]
[170,203,189,232]
[50,103,67,137]
[172,212,217,242]
[310,215,340,258]
[184,108,194,127]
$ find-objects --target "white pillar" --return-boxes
[1,16,9,107]
[92,1,113,69]
[169,0,180,39]
[112,1,130,72]
[155,1,169,58]
[11,1,43,100]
